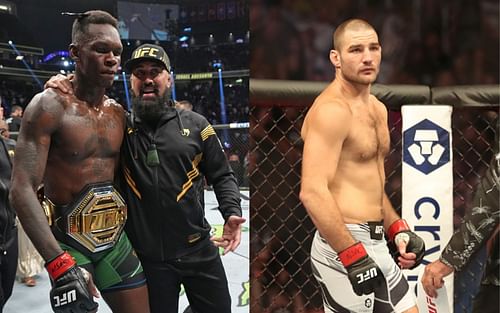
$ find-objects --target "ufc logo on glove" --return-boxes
[53,289,77,307]
[356,267,378,283]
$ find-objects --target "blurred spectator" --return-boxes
[6,105,22,132]
[228,153,244,186]
[250,0,499,85]
[0,112,43,288]
[175,100,193,111]
[0,119,15,151]
[16,221,43,287]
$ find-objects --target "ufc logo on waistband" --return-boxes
[53,290,76,307]
[356,268,378,283]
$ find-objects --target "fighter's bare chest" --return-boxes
[54,111,124,158]
[345,112,389,160]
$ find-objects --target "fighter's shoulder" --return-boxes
[369,94,386,107]
[103,97,124,109]
[103,96,126,116]
[309,92,351,120]
[303,95,350,140]
[369,95,388,117]
[25,89,66,116]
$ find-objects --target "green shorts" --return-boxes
[60,232,146,291]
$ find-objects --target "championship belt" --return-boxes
[40,183,127,255]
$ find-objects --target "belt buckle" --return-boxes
[67,185,127,253]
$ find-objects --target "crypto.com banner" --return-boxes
[401,105,454,311]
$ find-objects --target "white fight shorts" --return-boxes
[310,222,416,313]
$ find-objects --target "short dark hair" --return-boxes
[333,19,375,51]
[71,10,118,44]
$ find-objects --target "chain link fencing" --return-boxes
[214,122,250,189]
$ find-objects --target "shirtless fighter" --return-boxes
[299,19,425,313]
[10,10,149,313]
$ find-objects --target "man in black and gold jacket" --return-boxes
[121,44,245,313]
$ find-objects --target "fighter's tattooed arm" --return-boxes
[10,89,65,261]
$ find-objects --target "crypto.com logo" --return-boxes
[403,119,450,174]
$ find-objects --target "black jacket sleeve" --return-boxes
[198,120,242,222]
[440,158,499,272]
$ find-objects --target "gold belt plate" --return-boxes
[66,185,127,253]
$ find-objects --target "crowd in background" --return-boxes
[0,45,249,131]
[0,42,249,125]
[251,0,499,85]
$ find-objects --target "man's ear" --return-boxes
[329,49,341,69]
[69,43,79,62]
[166,73,172,88]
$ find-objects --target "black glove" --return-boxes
[339,242,384,296]
[46,251,98,313]
[387,219,425,269]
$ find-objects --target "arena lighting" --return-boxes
[171,69,176,101]
[217,68,229,145]
[122,71,131,111]
[183,27,192,32]
[179,35,189,42]
[43,50,70,63]
[8,40,43,89]
[15,55,23,61]
[212,61,222,69]
[0,2,14,14]
[235,38,244,43]
[63,60,70,67]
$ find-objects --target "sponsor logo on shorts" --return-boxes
[403,119,450,174]
[365,298,372,308]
